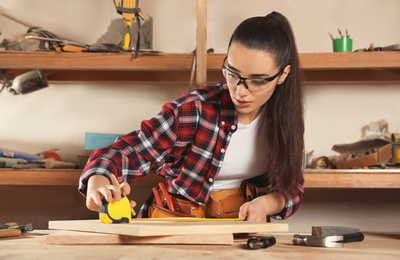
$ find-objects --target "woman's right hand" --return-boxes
[86,175,134,212]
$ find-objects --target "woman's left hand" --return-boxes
[238,192,286,222]
[238,196,269,222]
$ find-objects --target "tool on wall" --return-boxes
[0,69,48,95]
[113,0,144,58]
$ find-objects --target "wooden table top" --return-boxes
[0,230,399,260]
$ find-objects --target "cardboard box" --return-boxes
[332,139,392,169]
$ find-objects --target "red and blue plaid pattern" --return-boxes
[79,82,303,219]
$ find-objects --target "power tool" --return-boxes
[113,0,144,57]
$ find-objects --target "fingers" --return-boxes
[120,182,131,196]
[239,201,267,222]
[130,200,137,208]
[87,184,123,210]
[239,203,249,219]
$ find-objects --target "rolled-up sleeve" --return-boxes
[270,175,304,220]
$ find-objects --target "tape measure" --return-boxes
[99,195,132,224]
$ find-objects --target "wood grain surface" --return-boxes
[48,219,288,237]
[1,230,399,260]
[47,230,233,245]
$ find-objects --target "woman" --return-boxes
[79,11,304,222]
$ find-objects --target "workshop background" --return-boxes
[1,0,400,231]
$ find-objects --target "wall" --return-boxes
[1,0,399,232]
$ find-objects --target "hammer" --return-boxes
[293,226,364,248]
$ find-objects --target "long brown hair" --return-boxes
[228,12,304,196]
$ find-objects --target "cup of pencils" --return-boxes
[330,29,352,52]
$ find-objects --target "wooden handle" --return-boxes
[0,229,21,238]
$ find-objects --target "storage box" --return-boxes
[84,133,122,151]
[332,139,392,169]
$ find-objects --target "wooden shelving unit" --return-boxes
[1,168,400,189]
[1,51,400,85]
[1,50,400,190]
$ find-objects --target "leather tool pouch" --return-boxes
[205,188,247,218]
[149,185,205,218]
[149,183,247,219]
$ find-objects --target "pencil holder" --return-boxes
[333,38,353,52]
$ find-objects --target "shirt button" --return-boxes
[221,148,226,153]
[231,125,236,130]
[208,178,213,183]
[221,121,225,126]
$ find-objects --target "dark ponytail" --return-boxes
[228,12,304,196]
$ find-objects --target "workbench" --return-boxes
[0,231,399,260]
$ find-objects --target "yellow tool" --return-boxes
[99,195,132,224]
[99,174,133,224]
[132,218,245,222]
[113,0,144,55]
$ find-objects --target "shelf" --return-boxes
[1,168,400,189]
[1,51,399,84]
[0,169,163,187]
[304,169,400,189]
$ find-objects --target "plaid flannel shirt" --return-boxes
[78,82,304,220]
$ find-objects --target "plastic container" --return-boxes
[333,38,353,52]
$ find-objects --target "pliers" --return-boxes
[158,182,176,212]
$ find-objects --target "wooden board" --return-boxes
[46,230,233,245]
[48,219,288,237]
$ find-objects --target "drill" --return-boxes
[113,0,144,57]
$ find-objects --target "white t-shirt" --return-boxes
[212,107,268,191]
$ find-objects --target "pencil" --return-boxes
[110,174,136,216]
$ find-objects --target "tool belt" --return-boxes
[148,183,247,218]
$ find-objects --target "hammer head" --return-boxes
[312,226,360,237]
[293,234,344,248]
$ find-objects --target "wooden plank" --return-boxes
[48,219,288,237]
[46,230,233,245]
[0,51,194,70]
[2,168,400,188]
[304,169,400,188]
[299,52,400,70]
[1,51,400,71]
[0,169,163,186]
[2,51,399,84]
[196,0,207,87]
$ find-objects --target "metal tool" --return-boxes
[113,0,144,57]
[0,223,34,238]
[159,182,176,212]
[337,28,344,38]
[293,234,344,248]
[1,223,34,233]
[312,226,360,237]
[247,236,276,249]
[1,69,48,95]
[292,232,364,248]
[25,35,88,52]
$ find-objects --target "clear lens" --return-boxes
[223,67,269,91]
